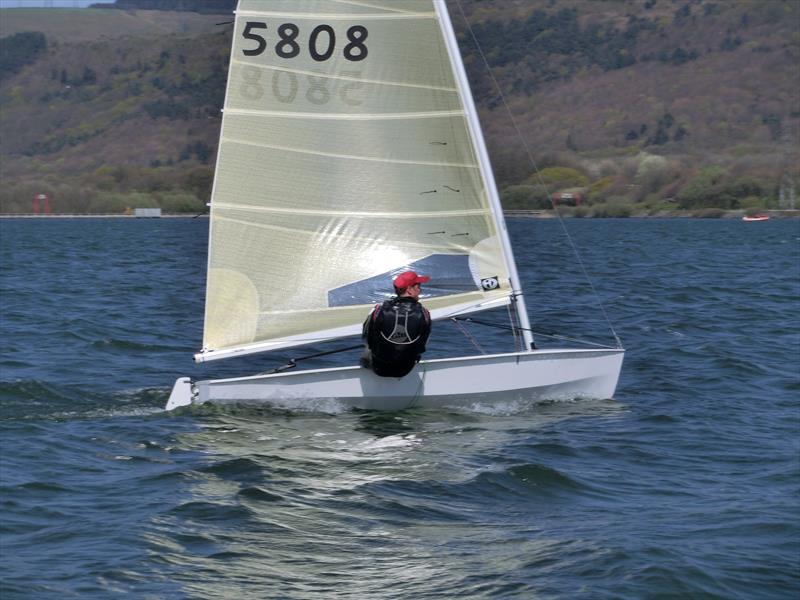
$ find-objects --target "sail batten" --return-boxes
[328,0,431,15]
[201,0,516,359]
[224,108,466,120]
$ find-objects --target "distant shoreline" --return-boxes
[504,210,800,219]
[2,211,798,219]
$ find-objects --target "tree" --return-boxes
[0,32,47,81]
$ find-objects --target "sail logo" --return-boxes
[481,277,500,291]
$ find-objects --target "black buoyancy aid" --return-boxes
[365,297,431,377]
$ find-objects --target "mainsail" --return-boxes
[199,0,517,362]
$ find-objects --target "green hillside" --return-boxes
[0,1,797,215]
[0,7,222,42]
[0,8,226,213]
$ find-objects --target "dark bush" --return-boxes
[0,32,47,82]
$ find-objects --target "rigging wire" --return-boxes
[452,0,623,350]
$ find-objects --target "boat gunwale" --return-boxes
[197,347,626,385]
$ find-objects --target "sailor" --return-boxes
[361,271,432,377]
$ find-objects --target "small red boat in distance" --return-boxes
[742,214,770,221]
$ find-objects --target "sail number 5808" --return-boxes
[242,22,368,62]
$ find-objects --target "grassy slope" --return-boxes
[0,8,227,212]
[0,1,798,214]
[458,0,799,177]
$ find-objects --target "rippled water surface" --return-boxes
[1,218,798,598]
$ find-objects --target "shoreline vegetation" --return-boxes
[2,210,798,219]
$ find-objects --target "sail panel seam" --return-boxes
[214,204,489,219]
[235,11,435,20]
[330,0,424,15]
[223,136,478,168]
[210,214,484,252]
[230,59,458,93]
[211,214,483,250]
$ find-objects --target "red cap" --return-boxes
[393,271,430,290]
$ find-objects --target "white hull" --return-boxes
[166,348,624,412]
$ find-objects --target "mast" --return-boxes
[433,0,535,351]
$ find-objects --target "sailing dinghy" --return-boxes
[166,0,624,411]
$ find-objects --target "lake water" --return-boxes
[1,217,798,598]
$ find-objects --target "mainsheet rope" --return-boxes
[452,317,618,350]
[450,317,487,354]
[452,0,623,349]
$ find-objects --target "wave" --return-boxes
[90,338,169,352]
[361,462,597,516]
[0,379,169,421]
[479,462,590,498]
[168,501,254,523]
[237,486,283,503]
